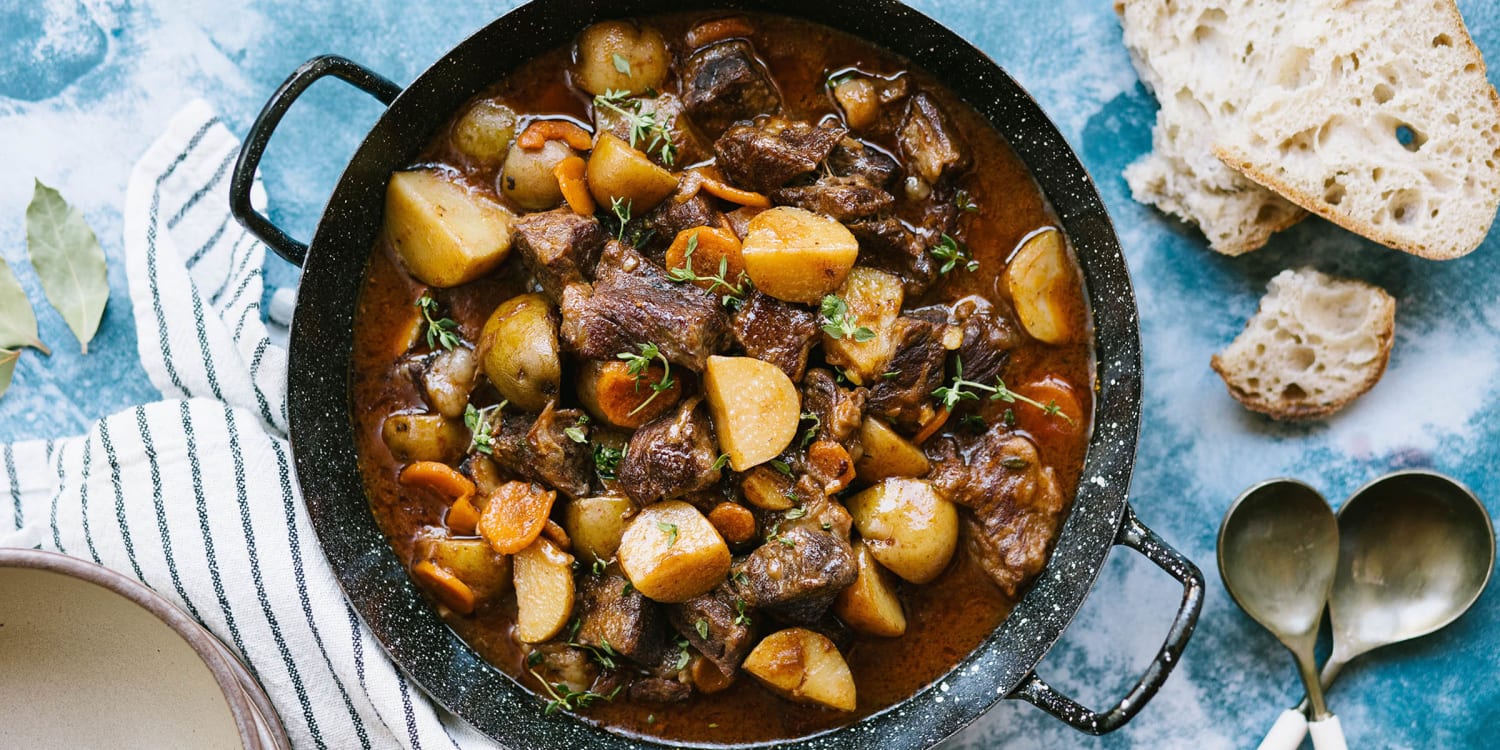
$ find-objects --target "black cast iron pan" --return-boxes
[229,1,1205,746]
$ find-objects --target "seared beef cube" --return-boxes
[513,209,608,299]
[629,677,693,703]
[714,118,847,193]
[771,175,894,222]
[485,402,593,498]
[669,584,755,676]
[800,368,868,449]
[730,527,857,624]
[869,317,952,431]
[559,242,729,372]
[527,642,599,693]
[898,92,971,185]
[827,137,899,189]
[577,571,664,665]
[640,191,724,263]
[955,298,1024,386]
[928,428,1067,597]
[730,290,819,381]
[617,397,723,505]
[681,40,782,138]
[848,218,938,298]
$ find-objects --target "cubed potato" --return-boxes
[855,417,930,482]
[740,206,859,304]
[846,478,958,584]
[617,500,731,602]
[821,267,904,384]
[563,495,638,563]
[501,138,573,211]
[513,536,575,643]
[587,132,679,212]
[574,20,670,96]
[420,346,478,419]
[575,358,681,428]
[385,169,516,288]
[702,355,800,471]
[414,534,512,600]
[833,540,907,637]
[381,413,467,463]
[453,99,518,165]
[833,77,880,130]
[739,465,796,511]
[1004,228,1082,345]
[477,293,561,412]
[742,628,857,711]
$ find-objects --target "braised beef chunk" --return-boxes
[513,209,608,299]
[618,397,723,505]
[771,175,894,222]
[955,298,1024,386]
[486,402,593,498]
[800,368,867,448]
[577,572,664,664]
[529,642,598,692]
[928,428,1067,597]
[869,318,951,431]
[848,218,938,297]
[629,677,693,703]
[640,191,723,263]
[827,137,899,189]
[898,92,971,185]
[714,118,848,193]
[669,584,754,675]
[730,290,819,381]
[682,40,781,138]
[730,527,856,624]
[559,242,729,371]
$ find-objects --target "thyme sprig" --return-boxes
[610,196,633,242]
[594,89,677,165]
[529,669,622,715]
[617,342,675,416]
[464,402,505,454]
[931,233,979,274]
[593,443,624,480]
[415,294,461,350]
[667,234,745,300]
[819,295,875,341]
[932,356,1074,425]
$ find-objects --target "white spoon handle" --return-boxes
[1257,708,1309,750]
[1309,715,1348,750]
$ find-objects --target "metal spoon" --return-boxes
[1220,479,1348,750]
[1258,470,1495,750]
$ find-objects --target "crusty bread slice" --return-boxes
[1118,0,1307,255]
[1211,268,1395,420]
[1213,0,1500,259]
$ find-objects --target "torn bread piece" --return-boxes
[1212,268,1395,420]
[1214,0,1500,260]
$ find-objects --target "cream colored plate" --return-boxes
[0,565,246,749]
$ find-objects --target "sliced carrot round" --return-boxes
[446,494,481,536]
[517,119,594,151]
[478,481,558,555]
[807,440,856,493]
[552,155,595,216]
[1012,376,1084,448]
[664,226,746,293]
[399,461,476,501]
[412,560,477,615]
[707,502,756,544]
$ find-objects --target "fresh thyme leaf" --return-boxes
[784,506,807,520]
[530,669,621,715]
[618,342,674,416]
[593,443,624,480]
[930,233,979,275]
[933,356,1075,425]
[415,294,462,351]
[826,69,858,89]
[818,294,875,341]
[464,402,503,454]
[593,91,677,165]
[1001,456,1030,470]
[612,53,632,75]
[960,413,987,432]
[622,580,635,595]
[658,521,679,547]
[733,598,752,626]
[798,411,821,449]
[610,196,633,241]
[564,414,589,444]
[769,459,792,477]
[954,189,980,213]
[527,650,544,667]
[710,453,731,472]
[26,180,107,353]
[1003,408,1016,427]
[881,370,900,380]
[668,233,745,299]
[694,618,710,640]
[670,637,691,671]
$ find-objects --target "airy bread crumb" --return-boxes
[1211,268,1395,420]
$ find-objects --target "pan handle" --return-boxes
[1011,504,1205,735]
[229,55,401,267]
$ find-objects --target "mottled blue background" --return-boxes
[3,1,1499,747]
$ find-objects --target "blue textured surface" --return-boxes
[2,1,1498,747]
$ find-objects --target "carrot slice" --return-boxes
[707,502,756,545]
[541,518,572,551]
[686,16,755,49]
[478,481,558,555]
[912,407,951,445]
[807,440,856,493]
[663,226,746,293]
[699,175,771,208]
[399,461,476,500]
[446,494,481,536]
[553,155,596,216]
[517,119,594,151]
[412,560,477,615]
[1013,376,1084,447]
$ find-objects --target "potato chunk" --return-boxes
[855,417,930,482]
[513,536,575,643]
[742,628,857,711]
[702,355,799,471]
[821,267,904,384]
[477,293,561,412]
[574,20,670,96]
[617,501,730,602]
[414,534,512,601]
[1004,228,1081,345]
[563,495,638,564]
[833,540,907,637]
[741,207,859,304]
[846,478,958,584]
[452,99,518,165]
[385,169,515,288]
[381,413,467,463]
[501,139,573,211]
[587,132,679,212]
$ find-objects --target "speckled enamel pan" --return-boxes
[229,1,1205,746]
[0,548,289,750]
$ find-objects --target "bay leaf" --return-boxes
[0,349,16,400]
[26,179,108,353]
[0,256,46,354]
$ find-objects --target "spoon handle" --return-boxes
[1308,715,1348,750]
[1257,709,1309,750]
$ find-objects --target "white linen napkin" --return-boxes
[0,100,494,750]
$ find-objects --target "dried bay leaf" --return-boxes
[0,257,46,401]
[26,179,108,353]
[0,349,17,400]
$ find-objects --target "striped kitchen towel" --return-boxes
[0,100,494,749]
